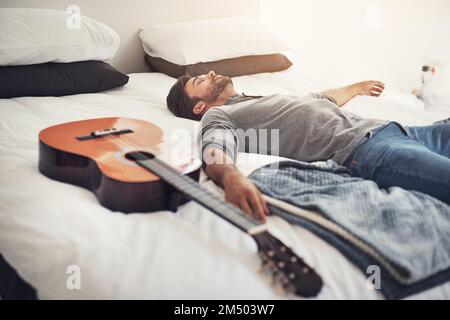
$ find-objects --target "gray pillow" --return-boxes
[145,53,293,78]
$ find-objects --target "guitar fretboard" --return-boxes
[134,154,265,233]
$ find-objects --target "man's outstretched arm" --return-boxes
[321,80,385,107]
[203,147,269,222]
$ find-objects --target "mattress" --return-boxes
[0,68,449,299]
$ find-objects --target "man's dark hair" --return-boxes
[166,75,202,121]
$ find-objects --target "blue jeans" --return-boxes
[342,121,450,205]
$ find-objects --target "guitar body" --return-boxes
[39,117,201,213]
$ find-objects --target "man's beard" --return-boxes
[202,76,233,103]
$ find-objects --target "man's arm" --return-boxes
[203,147,269,222]
[200,109,268,221]
[321,80,385,107]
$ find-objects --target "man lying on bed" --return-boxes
[166,71,450,221]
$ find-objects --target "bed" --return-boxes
[1,65,449,300]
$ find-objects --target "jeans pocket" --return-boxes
[344,138,370,167]
[347,160,371,179]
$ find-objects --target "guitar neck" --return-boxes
[135,156,266,234]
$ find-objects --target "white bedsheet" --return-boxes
[0,69,449,300]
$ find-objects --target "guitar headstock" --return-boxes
[252,231,323,298]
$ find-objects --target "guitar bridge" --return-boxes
[76,128,133,141]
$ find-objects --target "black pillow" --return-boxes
[0,61,129,98]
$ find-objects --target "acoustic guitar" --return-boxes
[39,117,323,297]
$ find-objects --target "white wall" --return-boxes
[1,0,260,73]
[260,0,450,91]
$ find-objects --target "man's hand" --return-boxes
[353,80,385,97]
[204,148,269,222]
[222,170,269,222]
[321,80,385,107]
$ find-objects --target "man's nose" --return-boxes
[207,71,216,80]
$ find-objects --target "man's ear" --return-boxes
[193,101,208,115]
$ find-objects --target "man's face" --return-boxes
[184,71,233,103]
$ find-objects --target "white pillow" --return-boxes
[0,8,120,66]
[139,17,289,65]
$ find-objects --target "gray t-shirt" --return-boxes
[199,93,386,165]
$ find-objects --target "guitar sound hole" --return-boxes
[125,151,155,162]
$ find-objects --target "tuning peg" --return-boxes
[273,282,288,297]
[258,261,270,274]
[270,269,279,281]
[272,273,293,297]
[257,254,271,273]
[275,273,295,295]
[282,282,296,295]
[274,271,286,284]
[269,267,287,286]
[258,252,267,261]
[260,262,279,276]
